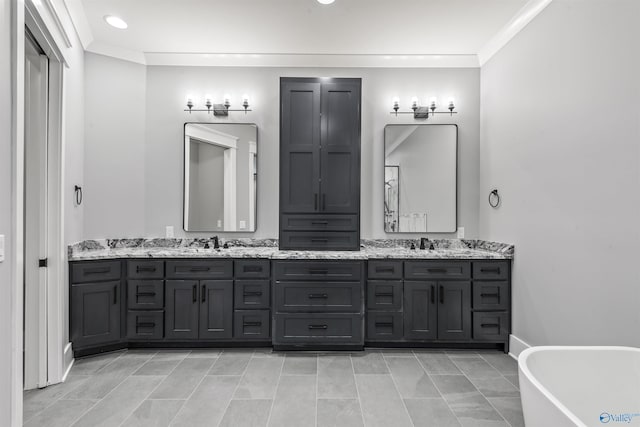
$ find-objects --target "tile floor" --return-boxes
[23,348,524,427]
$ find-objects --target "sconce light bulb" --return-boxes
[223,94,231,109]
[430,97,437,106]
[204,94,213,111]
[392,96,400,109]
[242,94,250,111]
[186,95,194,112]
[411,96,419,110]
[447,97,455,114]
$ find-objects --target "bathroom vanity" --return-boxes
[68,239,513,357]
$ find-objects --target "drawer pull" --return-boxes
[136,292,156,297]
[308,324,328,330]
[439,285,444,304]
[243,321,262,327]
[480,293,500,298]
[375,292,394,297]
[375,322,394,327]
[113,285,118,304]
[480,267,501,274]
[481,323,500,328]
[431,285,435,304]
[308,293,329,299]
[201,284,206,302]
[309,269,328,275]
[428,268,447,273]
[189,266,210,272]
[192,284,197,302]
[375,267,395,273]
[311,238,329,243]
[311,221,329,225]
[243,266,262,273]
[243,291,263,297]
[136,322,156,328]
[86,267,111,275]
[136,266,156,273]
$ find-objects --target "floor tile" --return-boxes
[282,354,318,375]
[386,356,440,398]
[149,350,191,362]
[447,393,508,427]
[23,376,89,421]
[186,349,222,358]
[62,373,128,400]
[355,374,413,427]
[416,353,462,375]
[69,352,123,376]
[170,375,240,427]
[431,375,478,400]
[268,375,316,427]
[404,398,462,427]
[149,358,215,399]
[233,356,284,399]
[208,351,253,375]
[133,359,180,376]
[23,399,96,427]
[451,357,502,379]
[317,355,357,399]
[469,377,520,398]
[377,348,418,357]
[480,353,519,375]
[218,399,272,427]
[487,397,525,427]
[317,398,364,427]
[121,399,184,427]
[351,351,389,374]
[93,354,152,377]
[503,374,520,390]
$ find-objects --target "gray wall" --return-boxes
[84,53,146,238]
[0,0,13,421]
[480,0,640,348]
[130,66,479,239]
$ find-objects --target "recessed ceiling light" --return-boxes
[317,0,335,4]
[104,15,128,29]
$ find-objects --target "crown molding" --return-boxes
[86,41,147,65]
[478,0,553,66]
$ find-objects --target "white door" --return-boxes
[23,31,49,390]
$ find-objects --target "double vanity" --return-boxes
[69,238,513,357]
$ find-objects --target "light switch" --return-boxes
[239,221,246,230]
[217,220,222,228]
[457,227,465,239]
[165,226,174,238]
[0,234,4,262]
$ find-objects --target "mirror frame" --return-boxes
[183,122,259,233]
[383,123,458,234]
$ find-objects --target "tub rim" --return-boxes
[518,346,640,427]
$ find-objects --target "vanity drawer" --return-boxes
[127,311,164,340]
[127,260,164,279]
[366,281,403,310]
[234,310,270,340]
[274,282,362,313]
[165,260,232,279]
[281,214,358,231]
[473,312,509,341]
[405,261,470,280]
[280,231,359,251]
[234,280,270,309]
[473,261,509,280]
[366,312,403,341]
[234,259,270,279]
[71,261,121,283]
[127,280,164,310]
[274,261,362,281]
[274,313,363,344]
[367,260,403,279]
[473,282,509,310]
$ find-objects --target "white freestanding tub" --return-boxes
[518,346,640,427]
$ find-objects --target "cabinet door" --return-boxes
[320,81,360,213]
[437,281,471,340]
[165,280,199,339]
[280,80,321,213]
[199,280,233,339]
[71,281,121,348]
[404,281,437,340]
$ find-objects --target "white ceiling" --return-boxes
[74,0,550,66]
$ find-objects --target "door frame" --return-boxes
[11,0,68,425]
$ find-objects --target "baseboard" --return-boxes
[62,343,74,381]
[508,334,531,360]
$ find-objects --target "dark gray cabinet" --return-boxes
[71,280,121,348]
[199,280,233,339]
[165,280,199,339]
[436,281,471,340]
[403,282,437,340]
[279,77,361,250]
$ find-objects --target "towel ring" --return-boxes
[488,189,500,208]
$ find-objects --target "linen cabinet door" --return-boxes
[403,281,437,340]
[165,280,199,340]
[199,280,233,339]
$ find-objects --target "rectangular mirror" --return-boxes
[384,124,457,233]
[184,123,257,232]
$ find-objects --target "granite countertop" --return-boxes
[68,238,513,261]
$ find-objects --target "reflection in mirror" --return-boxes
[184,123,257,232]
[384,124,457,233]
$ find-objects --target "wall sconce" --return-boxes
[184,93,252,116]
[390,96,457,119]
